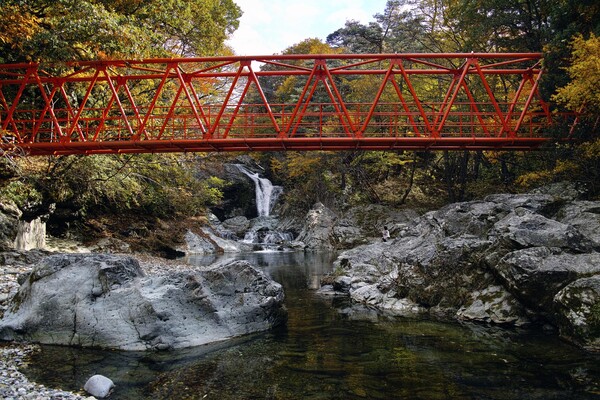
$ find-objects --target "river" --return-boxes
[23,251,600,399]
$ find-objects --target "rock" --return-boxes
[324,189,600,350]
[494,247,600,313]
[557,201,600,247]
[88,237,131,254]
[490,209,595,252]
[83,375,114,398]
[13,218,46,251]
[456,285,530,326]
[350,284,425,316]
[222,216,250,237]
[339,205,419,239]
[483,193,558,213]
[333,276,352,293]
[295,203,337,250]
[0,254,286,350]
[181,228,252,254]
[0,202,21,252]
[210,163,258,220]
[182,229,218,254]
[529,181,588,201]
[554,277,600,351]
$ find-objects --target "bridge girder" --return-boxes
[0,53,576,156]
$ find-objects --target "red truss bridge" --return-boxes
[0,53,577,156]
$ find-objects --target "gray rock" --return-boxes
[339,205,419,238]
[529,181,588,201]
[88,237,131,254]
[13,218,46,251]
[456,285,530,326]
[431,200,506,238]
[490,209,594,252]
[83,375,114,398]
[182,228,252,254]
[494,247,600,313]
[0,202,21,252]
[554,276,600,351]
[295,203,337,250]
[322,189,600,350]
[222,216,250,237]
[333,276,352,293]
[0,254,286,350]
[182,229,218,254]
[557,201,600,247]
[483,193,557,213]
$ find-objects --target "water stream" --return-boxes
[235,164,282,218]
[21,251,600,399]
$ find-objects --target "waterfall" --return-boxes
[235,164,282,217]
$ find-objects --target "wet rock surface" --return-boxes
[0,253,287,351]
[325,190,600,351]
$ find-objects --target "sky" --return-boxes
[227,0,388,55]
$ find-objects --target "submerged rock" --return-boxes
[0,254,286,350]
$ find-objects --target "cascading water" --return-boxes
[234,164,292,248]
[235,164,281,217]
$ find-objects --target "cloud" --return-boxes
[227,0,386,55]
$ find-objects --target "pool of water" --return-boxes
[23,251,600,399]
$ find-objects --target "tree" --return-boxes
[553,34,600,115]
[0,0,242,63]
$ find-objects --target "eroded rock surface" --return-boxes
[0,254,286,350]
[326,189,600,351]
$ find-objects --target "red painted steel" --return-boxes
[0,53,575,156]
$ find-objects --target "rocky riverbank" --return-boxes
[0,254,193,399]
[0,343,91,400]
[312,183,600,351]
[0,251,286,397]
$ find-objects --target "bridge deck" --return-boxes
[0,53,575,155]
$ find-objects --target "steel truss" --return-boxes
[0,53,575,155]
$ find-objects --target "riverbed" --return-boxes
[21,251,600,399]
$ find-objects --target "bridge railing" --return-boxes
[0,54,577,154]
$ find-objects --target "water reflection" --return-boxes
[23,251,600,399]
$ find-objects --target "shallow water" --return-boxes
[24,251,600,399]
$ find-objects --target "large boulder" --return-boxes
[557,201,600,247]
[296,203,419,250]
[554,277,600,352]
[0,254,286,350]
[489,210,595,253]
[222,216,250,238]
[494,248,600,314]
[295,203,337,250]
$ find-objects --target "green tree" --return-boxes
[0,0,241,63]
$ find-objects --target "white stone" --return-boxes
[83,375,115,398]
